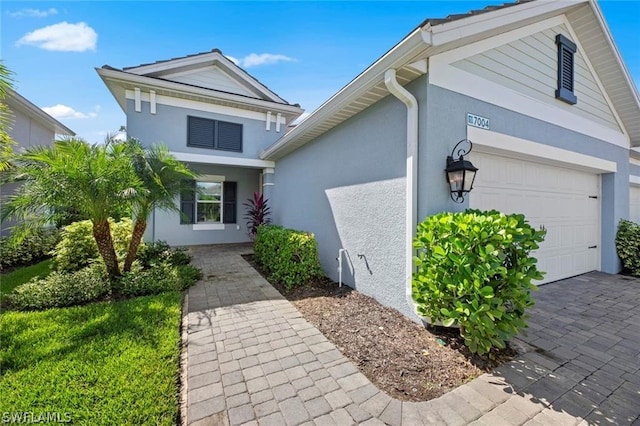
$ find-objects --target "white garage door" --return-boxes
[630,186,640,223]
[469,152,600,284]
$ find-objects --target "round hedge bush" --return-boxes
[412,209,545,355]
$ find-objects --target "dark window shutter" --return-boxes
[555,34,577,105]
[187,116,215,148]
[217,121,243,152]
[180,180,196,224]
[222,181,237,224]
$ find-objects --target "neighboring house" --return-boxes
[96,50,304,245]
[98,0,640,322]
[0,89,75,236]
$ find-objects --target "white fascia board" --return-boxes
[123,51,288,104]
[560,15,627,137]
[468,126,617,173]
[425,0,585,46]
[125,51,224,75]
[170,151,275,169]
[5,89,75,136]
[429,15,565,65]
[588,0,640,104]
[97,67,303,116]
[261,29,428,160]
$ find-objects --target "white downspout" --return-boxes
[384,69,419,314]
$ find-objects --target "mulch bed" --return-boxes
[242,255,518,402]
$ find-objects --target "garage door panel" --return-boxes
[470,152,600,284]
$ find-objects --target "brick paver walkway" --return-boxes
[182,244,640,425]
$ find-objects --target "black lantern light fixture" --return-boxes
[445,139,478,203]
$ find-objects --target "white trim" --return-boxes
[266,111,272,131]
[5,89,75,136]
[630,157,640,167]
[123,51,288,104]
[630,175,640,186]
[134,88,141,112]
[260,28,428,160]
[424,0,584,46]
[125,90,269,122]
[170,151,275,168]
[150,90,156,115]
[199,174,225,181]
[467,126,617,173]
[430,62,628,148]
[276,113,282,132]
[193,224,225,231]
[561,15,627,137]
[99,67,302,116]
[262,168,275,174]
[262,183,274,187]
[431,16,565,65]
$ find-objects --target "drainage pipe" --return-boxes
[383,68,419,314]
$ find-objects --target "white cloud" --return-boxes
[16,22,97,52]
[7,8,58,18]
[42,104,97,120]
[232,53,296,68]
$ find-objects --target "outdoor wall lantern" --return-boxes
[445,139,478,203]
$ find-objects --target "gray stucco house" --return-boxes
[98,0,640,320]
[1,89,75,235]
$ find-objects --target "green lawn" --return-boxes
[0,291,183,425]
[0,259,53,302]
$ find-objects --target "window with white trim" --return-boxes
[180,179,237,225]
[196,181,222,223]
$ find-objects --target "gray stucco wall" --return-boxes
[126,100,283,157]
[421,84,629,274]
[147,164,260,246]
[629,162,640,177]
[1,109,55,236]
[9,108,55,149]
[271,77,428,320]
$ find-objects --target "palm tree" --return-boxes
[0,61,15,172]
[121,139,197,272]
[1,138,140,279]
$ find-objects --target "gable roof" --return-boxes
[261,0,640,160]
[97,49,303,120]
[4,89,75,136]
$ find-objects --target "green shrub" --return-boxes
[254,225,323,289]
[615,219,640,275]
[412,209,546,355]
[51,218,135,272]
[0,228,60,271]
[118,263,202,297]
[137,240,191,268]
[9,263,110,310]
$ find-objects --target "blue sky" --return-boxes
[1,1,639,143]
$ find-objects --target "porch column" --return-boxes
[262,167,275,202]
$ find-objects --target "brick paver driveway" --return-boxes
[182,244,640,425]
